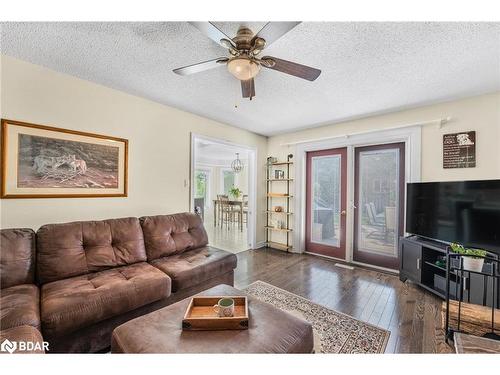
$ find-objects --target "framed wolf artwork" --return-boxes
[1,119,128,198]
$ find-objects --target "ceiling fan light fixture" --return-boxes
[227,57,261,81]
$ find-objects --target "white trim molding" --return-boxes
[281,117,448,146]
[254,241,267,249]
[293,125,422,261]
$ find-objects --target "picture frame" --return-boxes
[275,170,285,179]
[1,119,128,198]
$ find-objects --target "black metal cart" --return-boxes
[444,248,500,342]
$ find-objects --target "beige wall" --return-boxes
[268,92,500,182]
[0,55,268,244]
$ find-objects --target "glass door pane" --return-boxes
[357,148,400,256]
[310,155,341,247]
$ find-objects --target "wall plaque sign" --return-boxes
[443,131,476,169]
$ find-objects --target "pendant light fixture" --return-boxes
[231,153,243,173]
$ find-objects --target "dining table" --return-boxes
[213,199,244,232]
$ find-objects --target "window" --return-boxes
[194,169,210,204]
[222,169,235,195]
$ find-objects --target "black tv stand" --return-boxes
[399,235,499,307]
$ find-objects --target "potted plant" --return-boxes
[450,243,487,272]
[229,186,242,200]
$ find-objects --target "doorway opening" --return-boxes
[191,134,257,254]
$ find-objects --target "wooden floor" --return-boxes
[234,248,454,354]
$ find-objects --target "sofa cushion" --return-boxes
[0,325,46,354]
[150,246,237,292]
[37,217,147,284]
[0,284,40,330]
[41,262,171,337]
[1,228,36,289]
[140,213,208,260]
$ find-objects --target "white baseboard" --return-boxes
[253,241,266,249]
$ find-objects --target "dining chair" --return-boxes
[216,195,228,227]
[228,194,245,230]
[242,194,249,227]
[218,195,235,229]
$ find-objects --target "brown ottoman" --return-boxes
[111,284,313,353]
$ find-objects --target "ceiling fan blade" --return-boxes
[252,22,300,47]
[173,57,227,76]
[188,22,236,48]
[261,56,321,81]
[241,78,255,99]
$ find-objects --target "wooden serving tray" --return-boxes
[182,296,249,331]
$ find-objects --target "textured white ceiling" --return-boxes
[1,22,499,136]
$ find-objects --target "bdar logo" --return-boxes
[1,339,17,354]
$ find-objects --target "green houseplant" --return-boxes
[450,243,487,272]
[229,186,242,199]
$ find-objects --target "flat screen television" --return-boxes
[406,179,500,254]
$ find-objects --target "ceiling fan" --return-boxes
[173,22,321,100]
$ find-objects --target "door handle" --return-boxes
[341,210,347,216]
[416,258,420,270]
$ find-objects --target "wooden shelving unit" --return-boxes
[265,211,293,215]
[264,226,293,232]
[265,154,293,252]
[266,241,293,251]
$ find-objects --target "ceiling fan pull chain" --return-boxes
[234,81,240,108]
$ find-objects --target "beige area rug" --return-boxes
[243,280,390,354]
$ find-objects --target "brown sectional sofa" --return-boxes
[0,228,44,354]
[36,216,172,352]
[0,325,46,354]
[141,214,237,292]
[0,212,237,353]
